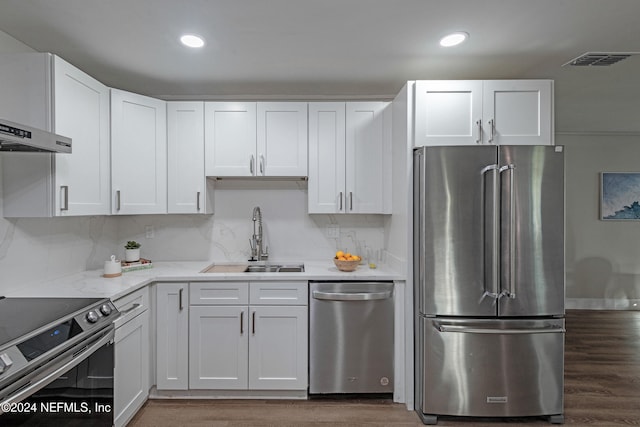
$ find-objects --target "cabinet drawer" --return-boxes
[249,281,308,305]
[113,286,150,312]
[190,281,249,305]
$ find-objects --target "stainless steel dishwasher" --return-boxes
[309,281,394,394]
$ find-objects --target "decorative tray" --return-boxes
[121,258,153,272]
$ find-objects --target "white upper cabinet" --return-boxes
[346,102,391,213]
[482,80,553,145]
[0,53,110,217]
[308,102,346,214]
[257,102,308,176]
[414,80,553,146]
[167,102,213,214]
[111,88,167,214]
[205,102,307,177]
[205,102,257,177]
[308,102,391,214]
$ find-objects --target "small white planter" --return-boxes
[125,248,140,262]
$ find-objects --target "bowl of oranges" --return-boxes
[334,250,361,272]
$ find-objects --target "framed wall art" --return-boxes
[601,172,640,220]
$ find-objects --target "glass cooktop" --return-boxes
[0,297,102,347]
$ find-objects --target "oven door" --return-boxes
[0,327,115,426]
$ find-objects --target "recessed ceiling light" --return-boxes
[439,32,468,47]
[180,34,205,48]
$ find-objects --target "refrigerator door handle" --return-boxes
[499,163,517,299]
[434,323,565,335]
[481,164,500,300]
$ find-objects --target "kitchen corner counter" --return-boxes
[3,260,405,301]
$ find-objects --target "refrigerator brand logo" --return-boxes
[487,396,508,404]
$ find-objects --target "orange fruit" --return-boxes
[336,250,344,258]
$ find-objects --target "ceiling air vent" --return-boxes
[563,52,638,67]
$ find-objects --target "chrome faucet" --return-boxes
[249,206,268,261]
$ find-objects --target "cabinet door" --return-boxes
[114,309,150,427]
[257,102,308,176]
[111,88,167,214]
[0,53,110,218]
[156,283,189,390]
[248,306,308,390]
[482,80,553,145]
[189,305,249,389]
[308,102,346,213]
[167,102,212,214]
[414,80,483,146]
[346,102,389,213]
[54,56,111,216]
[204,102,256,176]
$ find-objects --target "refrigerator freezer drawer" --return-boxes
[419,317,564,419]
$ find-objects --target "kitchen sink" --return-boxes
[201,263,304,273]
[244,263,305,273]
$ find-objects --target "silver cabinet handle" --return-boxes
[252,311,256,334]
[60,185,69,211]
[476,119,482,144]
[196,191,201,211]
[179,288,184,310]
[240,311,244,334]
[499,164,516,299]
[488,119,495,144]
[339,192,343,211]
[349,192,353,211]
[250,155,255,175]
[116,190,121,211]
[259,154,265,175]
[312,290,392,301]
[434,323,565,335]
[120,303,141,315]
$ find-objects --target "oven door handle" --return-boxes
[0,328,114,412]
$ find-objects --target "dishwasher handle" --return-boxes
[312,290,392,301]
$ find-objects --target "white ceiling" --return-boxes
[2,0,640,131]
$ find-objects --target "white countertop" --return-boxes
[3,260,404,301]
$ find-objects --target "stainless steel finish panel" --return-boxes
[309,282,394,394]
[419,317,564,418]
[413,146,498,316]
[499,145,565,316]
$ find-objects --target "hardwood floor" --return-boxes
[129,310,640,426]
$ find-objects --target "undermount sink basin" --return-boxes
[201,262,304,273]
[244,263,305,273]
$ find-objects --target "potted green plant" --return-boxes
[124,240,141,262]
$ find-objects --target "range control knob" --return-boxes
[0,353,13,374]
[100,304,113,316]
[86,311,99,323]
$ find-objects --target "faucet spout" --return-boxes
[250,206,268,261]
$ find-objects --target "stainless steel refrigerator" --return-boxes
[413,145,565,425]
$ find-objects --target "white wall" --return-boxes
[561,134,640,309]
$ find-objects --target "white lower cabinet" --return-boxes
[156,283,189,390]
[248,305,308,390]
[188,281,308,391]
[113,288,150,427]
[189,305,249,389]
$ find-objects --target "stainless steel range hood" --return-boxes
[0,118,72,153]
